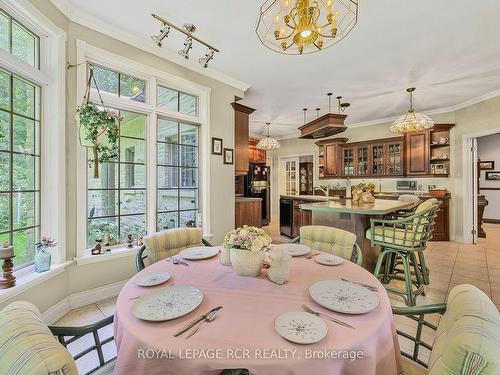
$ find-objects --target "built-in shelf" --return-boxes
[430,158,450,162]
[430,143,450,148]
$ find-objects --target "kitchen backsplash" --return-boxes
[314,177,454,193]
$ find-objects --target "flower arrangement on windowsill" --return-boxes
[222,226,272,277]
[34,236,58,273]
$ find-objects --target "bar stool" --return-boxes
[366,199,441,306]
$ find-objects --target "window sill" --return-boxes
[74,246,138,266]
[0,261,72,303]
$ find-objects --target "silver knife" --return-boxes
[173,306,223,337]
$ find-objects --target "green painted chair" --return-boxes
[0,301,115,375]
[291,225,363,266]
[367,199,440,306]
[394,284,500,374]
[136,227,213,271]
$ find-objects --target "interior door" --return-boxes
[279,157,300,196]
[472,138,479,244]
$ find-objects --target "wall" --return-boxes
[478,133,500,220]
[1,0,243,313]
[268,96,500,242]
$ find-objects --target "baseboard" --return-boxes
[42,279,127,324]
[483,218,500,224]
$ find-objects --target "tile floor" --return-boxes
[55,222,500,372]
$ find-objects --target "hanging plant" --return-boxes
[76,67,122,178]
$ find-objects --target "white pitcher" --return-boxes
[267,247,291,285]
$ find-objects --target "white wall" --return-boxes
[478,133,500,220]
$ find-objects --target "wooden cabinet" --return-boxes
[405,132,429,175]
[292,199,312,238]
[232,102,255,175]
[386,140,404,176]
[356,144,369,176]
[316,138,348,179]
[248,137,266,164]
[432,197,449,241]
[370,143,386,176]
[342,146,355,177]
[235,199,262,228]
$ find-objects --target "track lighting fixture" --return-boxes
[178,36,193,59]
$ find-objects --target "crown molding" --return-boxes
[48,0,251,92]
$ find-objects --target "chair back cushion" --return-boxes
[300,225,356,260]
[145,227,203,264]
[0,301,78,375]
[428,284,500,375]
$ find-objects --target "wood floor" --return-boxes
[54,223,500,372]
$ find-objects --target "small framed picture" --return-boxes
[211,137,223,155]
[486,171,500,180]
[223,148,234,165]
[479,160,495,170]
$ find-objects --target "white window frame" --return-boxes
[0,0,66,272]
[75,40,211,258]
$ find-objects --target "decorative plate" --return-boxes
[134,272,172,287]
[309,280,379,315]
[132,285,203,322]
[314,253,344,266]
[275,311,328,344]
[179,246,219,260]
[276,244,311,257]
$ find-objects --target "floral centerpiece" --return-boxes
[34,236,58,273]
[222,226,272,277]
[352,182,376,204]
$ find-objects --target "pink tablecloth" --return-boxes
[114,255,402,375]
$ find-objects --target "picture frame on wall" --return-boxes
[479,160,495,170]
[211,137,223,155]
[485,171,500,180]
[223,148,234,165]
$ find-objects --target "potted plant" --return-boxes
[223,226,272,277]
[76,67,122,178]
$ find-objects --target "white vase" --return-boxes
[230,248,265,277]
[267,248,291,285]
[219,247,232,266]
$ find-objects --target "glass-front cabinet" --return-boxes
[386,141,403,175]
[371,143,385,176]
[342,147,355,176]
[356,145,369,176]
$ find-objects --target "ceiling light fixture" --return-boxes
[257,122,281,150]
[390,87,434,134]
[151,14,220,68]
[256,0,358,55]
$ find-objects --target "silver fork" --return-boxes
[302,304,355,329]
[172,256,189,266]
[341,278,378,292]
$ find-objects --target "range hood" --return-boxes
[298,113,347,139]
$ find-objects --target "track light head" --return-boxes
[178,36,193,59]
[199,48,215,68]
[151,23,170,47]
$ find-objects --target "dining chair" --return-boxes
[367,199,441,306]
[136,227,213,271]
[0,301,115,375]
[394,284,500,374]
[291,225,363,266]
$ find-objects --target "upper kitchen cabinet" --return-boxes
[316,138,349,179]
[232,102,256,175]
[249,137,266,164]
[405,131,430,175]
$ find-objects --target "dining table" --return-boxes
[113,251,402,375]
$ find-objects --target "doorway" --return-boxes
[463,129,500,244]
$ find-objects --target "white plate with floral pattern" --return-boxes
[179,246,219,260]
[309,280,379,314]
[314,253,344,266]
[135,272,172,287]
[132,285,203,322]
[275,311,328,344]
[276,244,311,257]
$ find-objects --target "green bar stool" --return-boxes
[366,199,440,306]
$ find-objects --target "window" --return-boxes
[158,85,199,116]
[87,110,147,246]
[0,9,40,68]
[157,119,199,230]
[89,64,146,103]
[0,68,41,268]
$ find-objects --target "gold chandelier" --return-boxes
[256,0,358,55]
[390,88,434,134]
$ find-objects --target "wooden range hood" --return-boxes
[298,113,347,139]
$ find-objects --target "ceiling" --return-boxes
[60,0,500,138]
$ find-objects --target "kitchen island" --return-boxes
[300,199,413,271]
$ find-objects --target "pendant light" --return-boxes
[391,87,434,133]
[257,122,280,150]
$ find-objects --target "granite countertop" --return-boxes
[235,197,263,202]
[280,194,337,202]
[300,199,413,215]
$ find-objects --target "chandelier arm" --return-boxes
[276,30,296,40]
[313,41,322,50]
